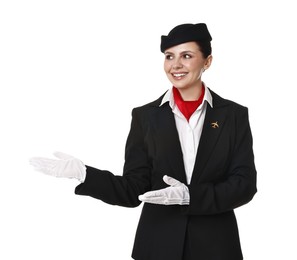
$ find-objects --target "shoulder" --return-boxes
[210,89,248,113]
[132,91,168,114]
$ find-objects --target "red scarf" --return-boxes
[173,86,205,121]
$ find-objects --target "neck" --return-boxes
[176,83,203,101]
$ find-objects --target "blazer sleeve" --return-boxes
[186,106,257,215]
[75,108,152,207]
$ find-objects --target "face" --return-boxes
[164,41,212,91]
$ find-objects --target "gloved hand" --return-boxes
[29,152,86,182]
[138,175,189,205]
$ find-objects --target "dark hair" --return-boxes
[196,41,212,58]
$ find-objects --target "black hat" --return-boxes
[160,23,212,53]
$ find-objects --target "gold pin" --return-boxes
[211,121,219,128]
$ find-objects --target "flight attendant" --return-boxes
[30,23,257,260]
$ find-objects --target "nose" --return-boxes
[172,58,183,70]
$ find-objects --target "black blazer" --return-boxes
[75,89,257,260]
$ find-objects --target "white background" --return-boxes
[1,0,296,259]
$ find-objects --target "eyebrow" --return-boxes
[164,50,196,55]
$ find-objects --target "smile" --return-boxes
[172,73,187,79]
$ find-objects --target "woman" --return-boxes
[30,23,257,260]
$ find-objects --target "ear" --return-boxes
[204,55,213,71]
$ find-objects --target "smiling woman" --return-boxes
[163,41,212,101]
[30,23,257,260]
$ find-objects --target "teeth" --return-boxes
[173,73,186,77]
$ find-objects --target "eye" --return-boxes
[183,54,192,59]
[165,54,173,60]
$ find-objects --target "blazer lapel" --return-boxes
[191,92,229,183]
[151,102,188,184]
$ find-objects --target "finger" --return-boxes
[138,195,166,205]
[29,157,56,169]
[139,189,167,199]
[139,194,188,205]
[53,151,74,160]
[163,175,182,187]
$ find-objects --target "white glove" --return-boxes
[138,175,190,205]
[29,152,86,182]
